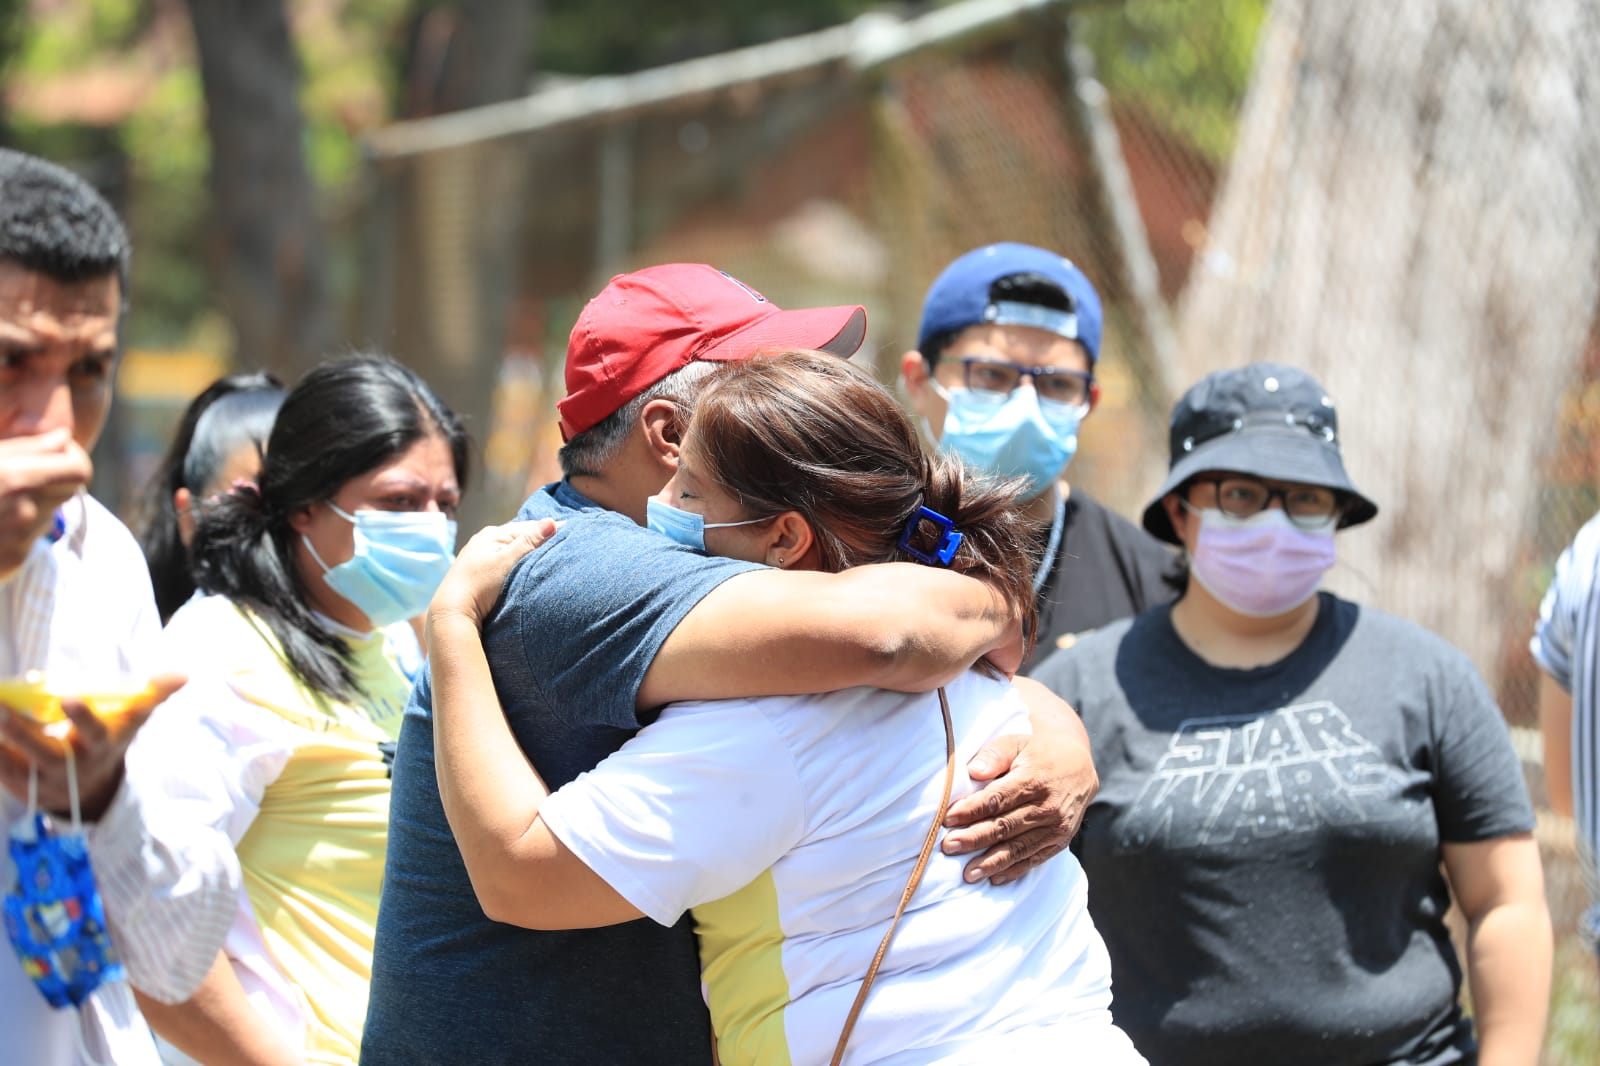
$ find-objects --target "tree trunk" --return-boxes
[407,0,536,118]
[1175,0,1600,678]
[183,0,328,380]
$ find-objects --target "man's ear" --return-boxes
[639,399,685,465]
[900,351,945,447]
[763,511,815,569]
[900,350,932,398]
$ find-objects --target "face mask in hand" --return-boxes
[5,756,123,1008]
[1187,506,1336,617]
[934,381,1080,496]
[303,503,457,628]
[646,497,769,553]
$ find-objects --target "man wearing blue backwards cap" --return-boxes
[901,243,1178,663]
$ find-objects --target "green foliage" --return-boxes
[300,0,412,186]
[1076,0,1269,162]
[10,0,143,75]
[0,0,27,98]
[119,66,210,347]
[1,0,415,347]
[0,0,207,346]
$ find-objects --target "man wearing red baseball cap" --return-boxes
[365,264,1097,1065]
[555,264,869,441]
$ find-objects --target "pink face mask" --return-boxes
[1187,507,1336,617]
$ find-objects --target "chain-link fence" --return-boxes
[356,1,1600,1055]
[358,0,1192,530]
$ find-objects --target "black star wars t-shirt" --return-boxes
[1030,594,1534,1066]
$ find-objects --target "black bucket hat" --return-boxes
[1142,362,1379,544]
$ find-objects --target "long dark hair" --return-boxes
[190,354,470,704]
[138,372,286,622]
[689,350,1042,661]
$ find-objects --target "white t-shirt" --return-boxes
[540,669,1144,1066]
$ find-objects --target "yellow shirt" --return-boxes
[160,597,412,1064]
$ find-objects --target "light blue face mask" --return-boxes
[303,503,458,628]
[934,381,1082,496]
[646,497,769,553]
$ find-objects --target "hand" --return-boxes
[0,429,92,578]
[939,703,1098,885]
[428,519,559,631]
[0,673,187,821]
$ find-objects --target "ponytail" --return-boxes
[191,481,361,704]
[907,453,1041,663]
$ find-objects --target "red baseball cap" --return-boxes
[557,263,868,439]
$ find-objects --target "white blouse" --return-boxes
[0,493,239,1066]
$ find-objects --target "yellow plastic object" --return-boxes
[0,672,155,724]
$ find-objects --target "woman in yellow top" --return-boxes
[129,354,467,1065]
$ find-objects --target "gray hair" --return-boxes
[559,361,722,478]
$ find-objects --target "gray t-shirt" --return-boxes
[1030,593,1534,1066]
[362,481,761,1065]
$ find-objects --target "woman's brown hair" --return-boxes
[688,349,1043,659]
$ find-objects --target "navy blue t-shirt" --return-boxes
[362,482,760,1065]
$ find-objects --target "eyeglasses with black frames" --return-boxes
[959,356,1094,410]
[1190,475,1344,529]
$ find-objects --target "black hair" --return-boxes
[137,372,286,623]
[0,148,130,298]
[922,271,1076,368]
[190,354,471,705]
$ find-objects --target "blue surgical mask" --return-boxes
[303,504,457,628]
[5,759,124,1008]
[934,381,1081,495]
[646,497,769,552]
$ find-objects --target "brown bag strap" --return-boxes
[830,686,957,1066]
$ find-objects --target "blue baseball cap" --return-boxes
[916,242,1103,362]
